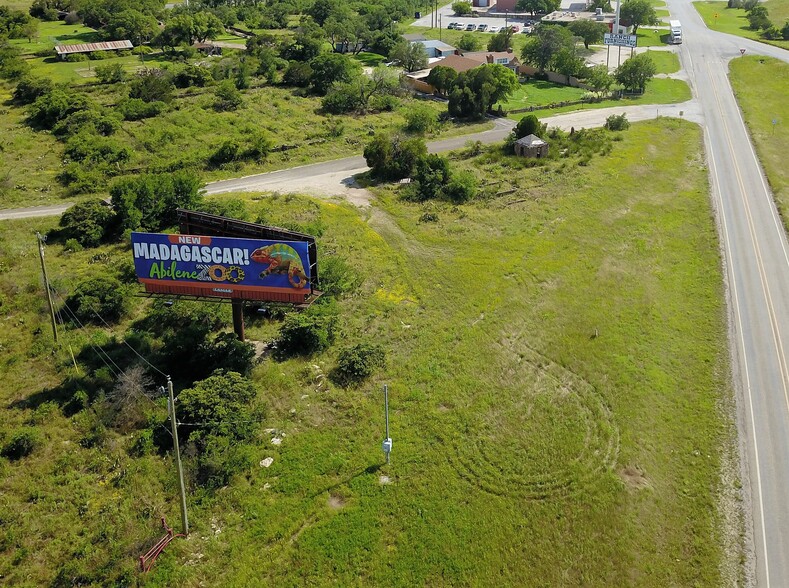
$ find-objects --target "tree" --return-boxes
[280,20,325,62]
[389,40,428,72]
[448,63,519,119]
[110,171,203,231]
[105,9,158,45]
[586,63,614,94]
[308,0,342,26]
[0,6,35,39]
[59,199,116,247]
[308,53,361,95]
[13,75,52,104]
[27,88,90,129]
[129,68,174,103]
[746,5,771,30]
[614,52,655,92]
[425,65,458,96]
[620,0,658,34]
[568,19,608,49]
[94,62,126,84]
[364,132,427,180]
[782,19,789,40]
[452,1,473,15]
[178,370,259,442]
[521,24,574,72]
[214,79,243,110]
[457,32,480,51]
[516,0,561,15]
[193,11,224,43]
[514,114,546,139]
[553,46,587,81]
[487,27,514,51]
[67,276,129,324]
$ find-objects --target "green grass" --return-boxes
[643,48,680,74]
[507,77,691,119]
[729,56,789,226]
[10,20,101,56]
[0,118,738,585]
[354,51,387,67]
[694,1,789,50]
[765,0,789,24]
[501,79,587,110]
[636,27,672,47]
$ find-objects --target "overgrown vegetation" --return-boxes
[0,119,737,585]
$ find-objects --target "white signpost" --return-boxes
[604,33,638,47]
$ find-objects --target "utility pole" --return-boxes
[36,232,58,345]
[166,378,189,536]
[382,384,392,464]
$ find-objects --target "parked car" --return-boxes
[447,22,459,29]
[465,23,476,31]
[509,25,520,32]
[477,23,488,31]
[488,25,500,33]
[521,26,533,33]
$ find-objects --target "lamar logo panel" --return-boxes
[132,232,312,303]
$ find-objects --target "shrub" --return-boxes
[56,163,106,194]
[65,53,89,62]
[116,97,165,121]
[321,85,363,114]
[13,75,52,104]
[404,105,438,134]
[59,199,116,247]
[514,114,546,140]
[209,140,240,167]
[317,255,362,298]
[27,88,90,129]
[442,170,477,203]
[66,276,129,324]
[178,370,261,442]
[129,68,174,103]
[88,51,108,60]
[364,132,428,181]
[276,307,338,357]
[64,238,83,252]
[53,108,120,138]
[172,64,212,88]
[332,343,386,385]
[1,428,40,460]
[130,428,154,456]
[94,62,126,84]
[283,60,312,87]
[110,170,202,231]
[604,113,630,131]
[214,79,243,111]
[198,332,256,377]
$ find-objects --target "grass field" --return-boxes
[694,1,789,50]
[0,119,739,585]
[635,27,671,47]
[506,76,691,119]
[729,56,789,226]
[501,79,587,110]
[643,48,681,74]
[10,20,102,56]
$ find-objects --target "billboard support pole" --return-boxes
[232,300,245,341]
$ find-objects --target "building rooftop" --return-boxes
[55,40,133,55]
[515,134,547,146]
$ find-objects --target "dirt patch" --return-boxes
[328,494,345,510]
[619,465,650,490]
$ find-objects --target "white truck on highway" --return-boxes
[669,20,682,44]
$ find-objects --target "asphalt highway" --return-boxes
[664,2,789,585]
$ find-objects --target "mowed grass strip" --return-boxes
[694,1,789,49]
[122,120,731,585]
[507,76,691,119]
[729,56,789,225]
[643,48,680,73]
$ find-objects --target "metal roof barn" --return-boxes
[55,40,133,57]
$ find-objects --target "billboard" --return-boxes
[604,33,637,48]
[132,232,312,302]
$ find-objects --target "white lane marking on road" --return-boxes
[706,123,771,587]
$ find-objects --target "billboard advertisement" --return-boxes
[131,232,312,301]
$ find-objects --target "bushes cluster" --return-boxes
[332,343,386,386]
[208,133,272,168]
[109,170,202,231]
[59,199,116,247]
[116,97,166,121]
[276,305,339,357]
[604,113,630,131]
[1,428,40,460]
[65,276,130,324]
